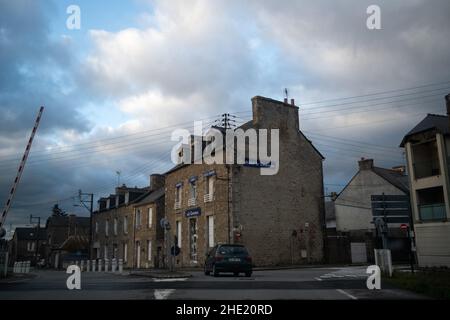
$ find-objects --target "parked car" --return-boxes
[204,244,252,277]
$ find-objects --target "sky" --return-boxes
[1,0,450,234]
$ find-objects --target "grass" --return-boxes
[385,268,450,299]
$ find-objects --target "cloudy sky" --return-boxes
[1,0,450,232]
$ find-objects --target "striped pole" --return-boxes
[0,106,44,230]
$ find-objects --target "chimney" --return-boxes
[150,174,165,191]
[391,165,406,175]
[284,98,288,104]
[251,96,299,132]
[291,98,295,106]
[358,157,374,170]
[446,93,450,128]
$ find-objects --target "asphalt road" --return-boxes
[0,266,426,300]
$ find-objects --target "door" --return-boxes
[136,241,141,268]
[189,218,198,263]
[350,242,367,263]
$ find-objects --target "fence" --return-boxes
[12,261,31,274]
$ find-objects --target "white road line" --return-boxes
[336,289,358,300]
[154,289,175,300]
[153,278,188,300]
[153,278,188,282]
[314,277,323,281]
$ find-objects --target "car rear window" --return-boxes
[217,246,248,255]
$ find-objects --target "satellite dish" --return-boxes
[160,218,171,230]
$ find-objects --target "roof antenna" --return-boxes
[284,88,289,103]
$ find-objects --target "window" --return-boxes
[123,216,128,234]
[204,176,214,202]
[175,184,182,209]
[207,215,214,248]
[147,240,152,261]
[104,245,108,260]
[27,241,35,252]
[113,244,118,259]
[148,208,153,228]
[113,218,118,235]
[105,220,109,236]
[123,243,128,263]
[412,140,440,179]
[417,187,447,221]
[95,221,98,234]
[188,179,197,206]
[176,221,182,248]
[135,209,141,227]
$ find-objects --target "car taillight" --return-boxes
[215,255,224,261]
[245,256,252,262]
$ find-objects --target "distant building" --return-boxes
[334,158,410,264]
[9,227,47,266]
[92,179,165,269]
[400,94,450,267]
[164,96,325,267]
[45,212,90,269]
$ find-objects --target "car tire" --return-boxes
[213,265,219,277]
[245,272,252,277]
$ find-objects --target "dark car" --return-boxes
[204,244,252,277]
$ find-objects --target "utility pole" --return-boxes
[29,215,41,266]
[76,190,94,259]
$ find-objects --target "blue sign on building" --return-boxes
[185,207,201,218]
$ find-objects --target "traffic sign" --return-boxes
[171,245,180,256]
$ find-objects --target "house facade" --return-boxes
[132,174,165,269]
[91,175,165,269]
[334,158,410,263]
[400,94,450,267]
[91,185,148,268]
[9,227,47,266]
[165,96,325,267]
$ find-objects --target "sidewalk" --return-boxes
[0,272,36,284]
[129,268,193,279]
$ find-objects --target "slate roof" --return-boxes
[133,187,165,206]
[372,167,410,194]
[400,114,449,147]
[14,227,47,241]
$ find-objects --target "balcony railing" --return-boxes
[174,201,181,210]
[419,203,446,221]
[204,194,213,203]
[413,159,440,179]
[187,198,196,207]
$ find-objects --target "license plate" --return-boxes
[229,258,240,262]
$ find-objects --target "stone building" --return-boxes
[132,174,165,269]
[91,175,165,269]
[9,227,47,266]
[92,185,148,268]
[164,96,325,267]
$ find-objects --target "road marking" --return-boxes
[154,289,175,300]
[314,277,323,281]
[153,278,188,282]
[336,289,358,300]
[153,278,187,300]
